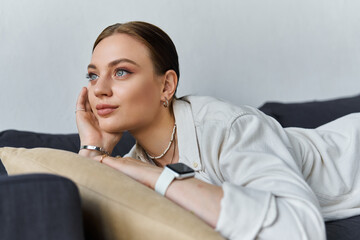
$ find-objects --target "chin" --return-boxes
[99,120,126,133]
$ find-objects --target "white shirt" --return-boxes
[126,96,360,240]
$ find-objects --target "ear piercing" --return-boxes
[163,98,169,108]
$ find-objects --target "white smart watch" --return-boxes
[155,163,195,196]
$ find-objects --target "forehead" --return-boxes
[91,33,151,66]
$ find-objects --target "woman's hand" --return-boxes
[76,87,122,157]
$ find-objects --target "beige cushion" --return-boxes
[0,147,224,240]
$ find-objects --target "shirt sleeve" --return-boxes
[214,112,326,239]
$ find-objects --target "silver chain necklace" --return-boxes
[145,123,177,160]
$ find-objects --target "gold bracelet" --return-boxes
[99,154,108,164]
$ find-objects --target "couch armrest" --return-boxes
[0,173,84,240]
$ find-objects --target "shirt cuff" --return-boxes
[215,182,275,240]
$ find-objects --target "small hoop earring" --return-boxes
[163,98,169,108]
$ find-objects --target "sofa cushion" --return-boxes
[0,147,223,240]
[259,94,360,128]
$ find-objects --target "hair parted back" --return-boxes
[93,21,180,93]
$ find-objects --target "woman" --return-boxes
[76,21,360,239]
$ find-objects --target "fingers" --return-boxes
[76,87,92,112]
[94,154,107,163]
[93,155,121,171]
[93,156,161,189]
[94,155,149,170]
[84,88,92,112]
[76,87,86,111]
[97,154,109,164]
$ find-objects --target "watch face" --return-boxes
[166,163,194,174]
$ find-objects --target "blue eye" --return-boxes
[115,69,129,77]
[86,73,98,81]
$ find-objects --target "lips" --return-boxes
[96,104,118,117]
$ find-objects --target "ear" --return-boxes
[161,70,178,101]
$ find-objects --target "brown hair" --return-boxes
[93,21,180,94]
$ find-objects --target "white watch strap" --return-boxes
[155,167,175,196]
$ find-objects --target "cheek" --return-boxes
[116,80,161,117]
[135,81,159,104]
[120,77,159,102]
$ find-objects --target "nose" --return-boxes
[93,75,113,98]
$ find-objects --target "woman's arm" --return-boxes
[94,155,223,228]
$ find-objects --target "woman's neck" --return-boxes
[129,108,178,167]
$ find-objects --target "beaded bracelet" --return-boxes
[80,145,110,156]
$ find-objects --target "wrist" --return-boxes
[79,140,118,156]
[78,148,103,158]
[154,163,195,196]
[150,168,163,189]
[80,145,110,155]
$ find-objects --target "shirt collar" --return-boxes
[173,98,202,171]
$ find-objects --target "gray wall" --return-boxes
[1,0,360,133]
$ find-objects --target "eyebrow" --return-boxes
[87,58,140,69]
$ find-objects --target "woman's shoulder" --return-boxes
[177,95,265,125]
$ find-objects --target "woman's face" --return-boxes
[87,33,164,133]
